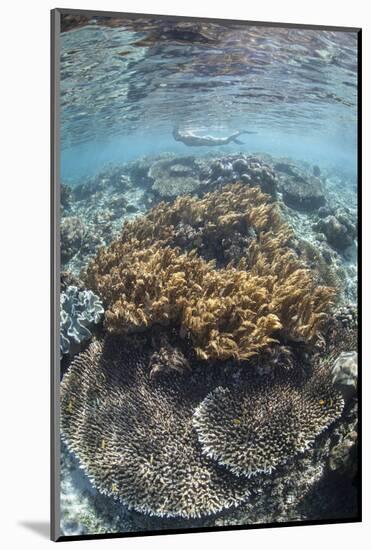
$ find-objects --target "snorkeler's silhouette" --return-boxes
[172,126,256,146]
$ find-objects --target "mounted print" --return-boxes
[51,8,361,542]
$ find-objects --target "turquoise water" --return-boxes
[60,20,357,182]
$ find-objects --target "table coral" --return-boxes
[61,338,251,518]
[149,156,204,198]
[193,363,344,477]
[61,333,350,521]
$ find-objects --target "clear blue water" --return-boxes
[60,20,358,183]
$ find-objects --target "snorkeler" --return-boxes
[172,126,256,147]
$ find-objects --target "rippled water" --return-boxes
[60,16,358,181]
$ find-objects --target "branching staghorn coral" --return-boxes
[193,363,344,477]
[83,184,335,361]
[60,338,251,518]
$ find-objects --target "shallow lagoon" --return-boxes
[59,15,358,536]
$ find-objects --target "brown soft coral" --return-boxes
[84,184,284,289]
[120,184,278,261]
[88,245,279,360]
[83,184,335,361]
[239,229,335,344]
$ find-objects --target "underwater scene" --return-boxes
[58,13,359,537]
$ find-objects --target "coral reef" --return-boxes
[211,155,277,196]
[61,331,354,524]
[61,217,86,265]
[60,153,358,532]
[60,440,131,536]
[61,166,146,274]
[295,238,342,294]
[149,156,206,198]
[61,338,251,518]
[312,310,358,480]
[334,304,357,330]
[60,285,104,355]
[73,165,133,201]
[331,351,358,400]
[193,364,344,477]
[127,157,154,188]
[87,245,283,361]
[62,153,357,297]
[313,210,357,251]
[61,420,355,534]
[84,184,335,361]
[275,161,325,211]
[328,430,358,477]
[281,177,325,211]
[121,182,273,265]
[61,271,85,292]
[148,342,191,379]
[144,153,277,199]
[61,184,73,212]
[322,305,358,356]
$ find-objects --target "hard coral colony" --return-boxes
[61,339,251,518]
[83,184,335,361]
[193,365,344,477]
[60,181,355,524]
